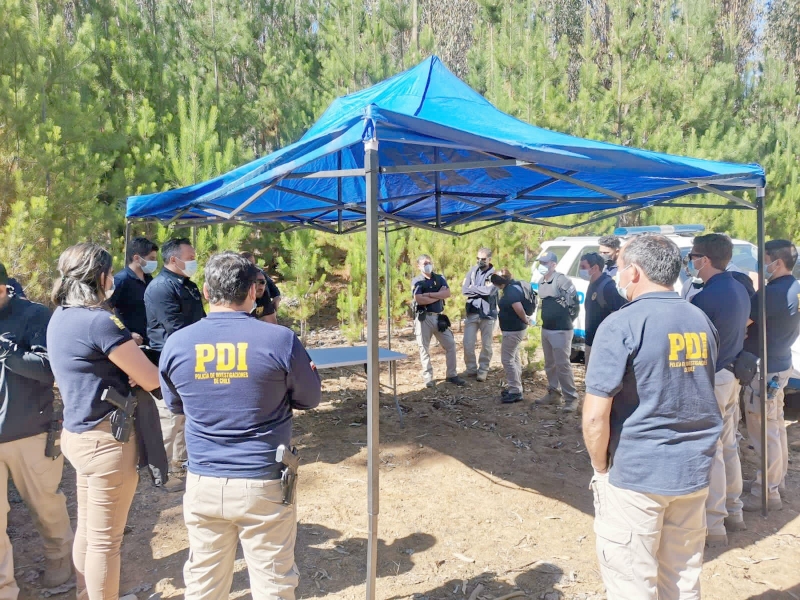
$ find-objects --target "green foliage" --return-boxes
[276,230,329,342]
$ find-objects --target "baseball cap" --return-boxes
[537,251,558,265]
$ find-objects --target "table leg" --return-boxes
[392,361,403,426]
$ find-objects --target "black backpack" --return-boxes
[512,282,538,316]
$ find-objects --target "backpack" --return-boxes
[512,282,538,316]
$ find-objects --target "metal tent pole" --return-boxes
[364,137,380,600]
[123,220,132,264]
[756,186,769,517]
[384,223,392,350]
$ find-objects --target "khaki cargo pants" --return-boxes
[744,368,791,499]
[591,472,708,600]
[500,330,526,394]
[0,434,74,600]
[463,314,494,376]
[414,313,457,383]
[155,396,187,466]
[705,369,743,535]
[183,472,298,600]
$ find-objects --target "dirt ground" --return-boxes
[8,325,800,600]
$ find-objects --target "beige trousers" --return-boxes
[591,472,707,600]
[62,420,139,600]
[500,330,526,394]
[705,369,743,534]
[414,313,457,382]
[155,397,187,465]
[744,369,791,499]
[463,314,494,375]
[0,434,74,600]
[541,329,577,401]
[183,472,298,600]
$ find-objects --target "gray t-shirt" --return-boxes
[585,291,722,496]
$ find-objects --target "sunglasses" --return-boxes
[685,253,705,262]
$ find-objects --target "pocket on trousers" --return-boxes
[594,520,634,580]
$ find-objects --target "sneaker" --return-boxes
[425,380,435,388]
[447,376,466,387]
[535,391,561,406]
[501,392,523,404]
[742,493,782,512]
[724,515,747,532]
[705,533,729,548]
[476,371,488,382]
[41,557,72,588]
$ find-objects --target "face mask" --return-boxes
[600,253,615,267]
[686,257,706,279]
[105,282,116,299]
[140,259,158,274]
[579,269,591,281]
[537,264,550,276]
[422,264,433,275]
[180,259,198,278]
[764,260,777,280]
[615,265,632,300]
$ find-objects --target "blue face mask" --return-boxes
[537,264,550,276]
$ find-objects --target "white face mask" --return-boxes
[179,259,198,278]
[579,269,591,281]
[140,258,158,274]
[105,282,116,299]
[615,265,633,300]
[537,264,550,276]
[422,264,433,275]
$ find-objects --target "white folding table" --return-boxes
[307,346,407,423]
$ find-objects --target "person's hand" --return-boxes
[128,376,139,388]
[131,332,144,346]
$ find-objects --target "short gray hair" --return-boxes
[620,234,682,287]
[416,254,432,265]
[477,247,492,258]
[205,252,259,306]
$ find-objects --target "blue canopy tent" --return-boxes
[127,56,771,598]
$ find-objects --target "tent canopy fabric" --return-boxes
[126,56,765,232]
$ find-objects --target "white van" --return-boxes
[530,225,759,360]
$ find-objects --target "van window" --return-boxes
[568,246,600,276]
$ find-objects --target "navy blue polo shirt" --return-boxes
[109,267,152,341]
[159,312,322,479]
[498,282,527,332]
[691,271,750,372]
[584,274,625,346]
[744,274,800,373]
[47,307,133,433]
[412,274,448,313]
[585,291,721,495]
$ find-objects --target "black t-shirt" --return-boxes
[47,306,133,433]
[411,274,448,313]
[498,282,528,332]
[109,266,152,341]
[252,294,276,319]
[144,269,206,351]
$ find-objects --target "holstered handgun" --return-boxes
[101,387,138,443]
[44,417,62,459]
[276,444,299,505]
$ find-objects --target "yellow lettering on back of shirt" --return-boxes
[195,344,215,372]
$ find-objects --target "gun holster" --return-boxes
[101,387,138,444]
[44,419,62,459]
[276,445,299,506]
[437,314,451,332]
[732,351,758,386]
